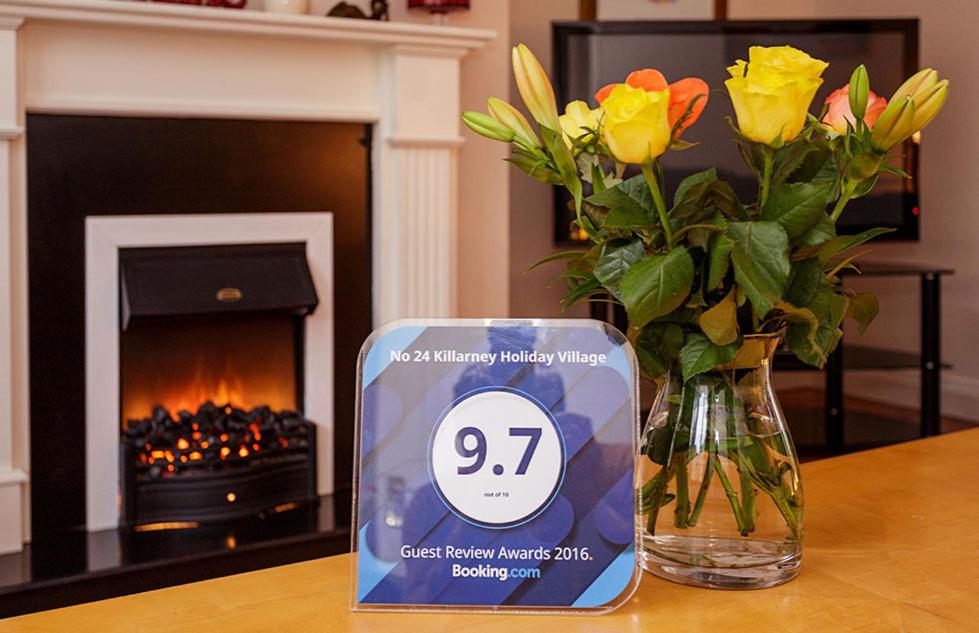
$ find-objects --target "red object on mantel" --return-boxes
[134,0,248,8]
[408,0,470,14]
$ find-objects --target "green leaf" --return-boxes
[774,300,819,342]
[633,323,685,379]
[762,180,834,239]
[706,180,744,219]
[594,239,645,300]
[684,227,713,250]
[851,174,879,199]
[737,141,759,176]
[679,333,739,382]
[651,306,699,326]
[670,169,743,230]
[670,139,699,151]
[826,249,870,276]
[673,168,717,207]
[784,257,822,307]
[794,212,836,248]
[699,290,739,346]
[879,164,911,179]
[526,249,588,272]
[706,233,734,291]
[586,174,654,229]
[784,143,833,185]
[846,292,879,335]
[541,126,583,224]
[773,142,829,187]
[794,148,840,191]
[620,247,695,329]
[817,227,895,266]
[726,221,791,319]
[560,276,602,309]
[506,155,562,185]
[686,278,706,308]
[785,283,849,367]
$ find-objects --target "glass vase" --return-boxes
[638,333,803,589]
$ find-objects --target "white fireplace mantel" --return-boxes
[0,0,494,549]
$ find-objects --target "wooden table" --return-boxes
[5,429,979,632]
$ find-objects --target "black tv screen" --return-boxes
[552,20,920,244]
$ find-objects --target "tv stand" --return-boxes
[778,261,953,452]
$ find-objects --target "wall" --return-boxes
[729,0,979,419]
[508,0,583,319]
[389,2,511,318]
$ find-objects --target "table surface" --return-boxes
[5,429,979,633]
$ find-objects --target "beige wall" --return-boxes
[729,0,979,418]
[508,0,585,319]
[389,3,512,318]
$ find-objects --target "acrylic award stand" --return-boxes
[351,319,641,614]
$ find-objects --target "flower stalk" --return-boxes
[831,178,860,221]
[641,161,673,245]
[759,147,774,210]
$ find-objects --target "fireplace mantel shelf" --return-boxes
[0,0,495,50]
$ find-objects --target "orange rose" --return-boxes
[596,69,708,138]
[822,84,887,135]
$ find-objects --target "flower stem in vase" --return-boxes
[686,454,713,527]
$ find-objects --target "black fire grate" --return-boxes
[121,402,317,527]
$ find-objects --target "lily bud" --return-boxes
[910,79,949,133]
[511,44,561,131]
[462,111,515,143]
[846,153,883,181]
[848,65,869,120]
[486,97,539,148]
[870,96,916,151]
[890,68,938,103]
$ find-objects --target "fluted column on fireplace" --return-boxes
[0,16,29,555]
[375,45,466,322]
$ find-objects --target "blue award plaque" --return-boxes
[351,319,640,614]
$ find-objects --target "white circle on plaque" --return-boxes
[429,388,565,528]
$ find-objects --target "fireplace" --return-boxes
[0,2,490,612]
[23,112,355,538]
[117,243,320,528]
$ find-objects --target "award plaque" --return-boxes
[351,319,640,614]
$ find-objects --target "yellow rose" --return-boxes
[745,45,828,80]
[559,100,601,150]
[725,45,828,147]
[600,83,671,164]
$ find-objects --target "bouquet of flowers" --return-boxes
[463,44,948,574]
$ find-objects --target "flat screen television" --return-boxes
[552,20,920,245]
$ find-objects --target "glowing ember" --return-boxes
[124,401,313,479]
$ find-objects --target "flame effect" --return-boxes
[121,315,296,425]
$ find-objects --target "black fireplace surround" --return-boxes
[0,115,372,615]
